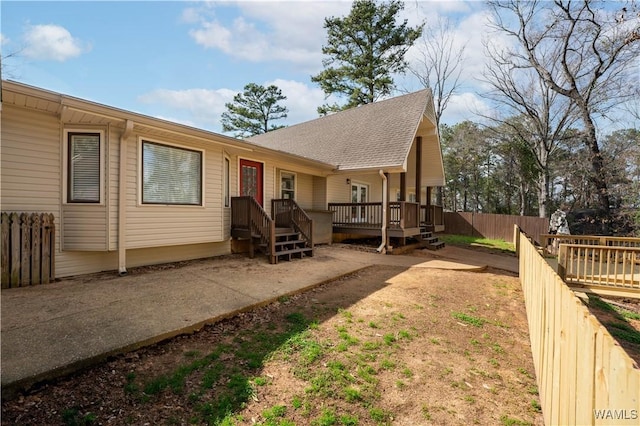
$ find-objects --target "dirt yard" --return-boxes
[2,260,543,426]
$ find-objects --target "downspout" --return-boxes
[118,120,134,276]
[377,170,387,254]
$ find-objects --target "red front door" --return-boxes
[239,159,263,206]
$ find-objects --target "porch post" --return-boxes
[415,136,422,205]
[384,173,391,249]
[400,173,406,201]
[426,187,432,224]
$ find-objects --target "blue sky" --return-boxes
[1,1,636,135]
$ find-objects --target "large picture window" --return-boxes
[68,132,101,203]
[142,141,203,205]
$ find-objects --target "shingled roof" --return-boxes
[248,89,436,171]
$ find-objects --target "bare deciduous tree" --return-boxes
[481,40,578,217]
[488,0,640,216]
[410,16,466,206]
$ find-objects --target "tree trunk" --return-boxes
[580,109,611,214]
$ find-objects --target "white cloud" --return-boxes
[265,79,329,125]
[138,88,237,131]
[440,91,492,125]
[22,24,90,61]
[186,1,351,71]
[0,33,8,45]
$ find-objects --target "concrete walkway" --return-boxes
[1,245,517,398]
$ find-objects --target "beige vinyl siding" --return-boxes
[1,106,61,212]
[421,134,445,187]
[312,176,327,210]
[125,135,224,249]
[126,241,230,268]
[294,173,313,209]
[326,175,351,204]
[56,252,118,277]
[62,205,108,250]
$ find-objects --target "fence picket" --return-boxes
[1,213,10,287]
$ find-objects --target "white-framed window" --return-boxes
[64,129,105,204]
[280,171,296,199]
[140,139,203,206]
[224,156,230,207]
[395,190,416,202]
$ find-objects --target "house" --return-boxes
[1,80,444,280]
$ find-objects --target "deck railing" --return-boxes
[328,202,419,230]
[541,234,640,256]
[231,196,275,262]
[272,199,313,249]
[557,243,640,294]
[420,205,444,226]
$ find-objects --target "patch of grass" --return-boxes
[338,309,353,322]
[369,407,392,424]
[464,395,476,404]
[369,321,379,329]
[253,376,268,386]
[491,343,505,354]
[530,399,542,413]
[615,307,640,321]
[470,339,480,346]
[438,234,515,253]
[183,350,201,358]
[61,408,96,426]
[421,405,432,420]
[262,404,287,420]
[380,359,396,370]
[396,380,406,389]
[452,312,485,327]
[383,333,396,346]
[607,321,640,344]
[527,386,538,395]
[401,367,413,378]
[500,414,532,426]
[363,341,382,351]
[339,414,359,425]
[291,395,303,409]
[397,330,412,340]
[489,358,500,367]
[344,387,362,402]
[430,337,441,345]
[312,408,337,426]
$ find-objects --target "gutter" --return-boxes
[377,170,387,254]
[118,120,134,276]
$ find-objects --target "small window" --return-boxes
[224,157,230,207]
[281,171,296,199]
[68,132,101,203]
[142,140,203,205]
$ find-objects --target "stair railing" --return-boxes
[232,196,276,263]
[272,199,314,250]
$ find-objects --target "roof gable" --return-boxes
[248,90,434,170]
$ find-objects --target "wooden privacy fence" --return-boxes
[518,228,640,425]
[445,212,549,244]
[1,212,55,288]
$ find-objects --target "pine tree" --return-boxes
[311,0,422,114]
[221,83,288,138]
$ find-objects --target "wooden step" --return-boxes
[426,241,445,250]
[274,240,307,247]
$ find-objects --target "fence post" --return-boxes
[10,212,20,286]
[514,224,521,256]
[557,245,567,281]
